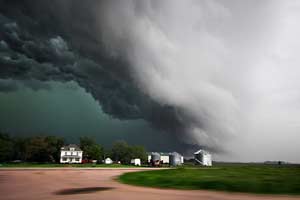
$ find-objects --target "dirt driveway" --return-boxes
[0,168,299,200]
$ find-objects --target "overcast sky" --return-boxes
[0,0,300,162]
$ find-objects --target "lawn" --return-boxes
[119,165,300,195]
[0,163,141,168]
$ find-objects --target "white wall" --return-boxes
[161,155,169,164]
[131,159,141,166]
[195,152,212,166]
[203,154,212,166]
[60,150,82,157]
[60,150,83,164]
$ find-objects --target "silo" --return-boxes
[194,150,212,166]
[169,152,182,166]
[195,152,203,163]
[151,152,161,162]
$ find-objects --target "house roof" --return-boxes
[61,144,82,151]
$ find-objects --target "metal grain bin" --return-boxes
[169,152,182,166]
[151,152,161,162]
[194,149,212,166]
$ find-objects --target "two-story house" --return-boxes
[60,144,83,164]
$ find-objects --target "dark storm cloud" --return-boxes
[0,79,18,92]
[0,79,51,92]
[1,0,300,162]
[0,0,202,153]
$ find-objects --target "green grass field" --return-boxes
[119,165,300,195]
[0,163,141,168]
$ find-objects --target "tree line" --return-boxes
[0,133,147,164]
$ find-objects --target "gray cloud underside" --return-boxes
[2,0,300,162]
[0,0,209,152]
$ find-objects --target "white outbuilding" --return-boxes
[130,158,141,166]
[104,157,113,164]
[194,149,212,166]
[147,152,172,164]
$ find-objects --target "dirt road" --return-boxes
[0,168,299,200]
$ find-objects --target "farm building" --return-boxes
[147,152,169,164]
[147,152,184,166]
[160,152,170,164]
[169,152,184,166]
[104,157,113,164]
[194,149,212,166]
[60,144,83,164]
[130,158,141,166]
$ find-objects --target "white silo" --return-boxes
[169,152,183,166]
[194,149,212,166]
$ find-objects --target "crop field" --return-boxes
[119,164,300,195]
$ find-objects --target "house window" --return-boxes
[63,158,67,161]
[65,152,67,155]
[70,148,75,151]
[75,158,80,161]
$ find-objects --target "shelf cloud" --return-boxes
[1,0,300,161]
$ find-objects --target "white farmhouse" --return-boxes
[60,144,83,164]
[194,149,212,166]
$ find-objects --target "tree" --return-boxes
[111,141,148,164]
[103,148,112,159]
[129,145,147,164]
[111,141,131,164]
[25,136,49,162]
[0,133,14,162]
[85,144,103,160]
[80,136,95,159]
[24,135,64,162]
[13,137,30,161]
[45,136,64,162]
[79,136,96,150]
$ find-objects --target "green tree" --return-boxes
[111,141,131,164]
[0,133,14,162]
[25,136,49,162]
[104,148,112,159]
[85,144,103,160]
[129,145,147,164]
[13,137,29,161]
[80,136,95,159]
[45,136,64,162]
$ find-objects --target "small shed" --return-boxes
[104,157,113,164]
[194,149,212,166]
[130,158,141,166]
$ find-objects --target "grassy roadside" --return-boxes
[119,165,300,195]
[0,163,142,168]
